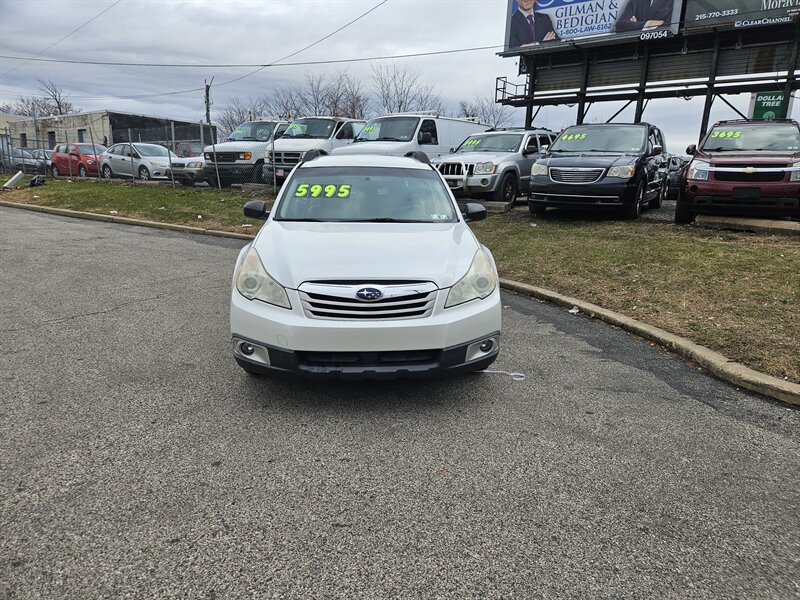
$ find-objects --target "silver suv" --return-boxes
[432,128,557,203]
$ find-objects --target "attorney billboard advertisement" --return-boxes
[683,0,800,30]
[504,0,681,51]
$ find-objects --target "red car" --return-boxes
[175,142,203,158]
[51,142,107,178]
[677,119,800,223]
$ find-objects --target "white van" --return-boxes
[262,116,366,184]
[203,119,288,186]
[332,114,491,160]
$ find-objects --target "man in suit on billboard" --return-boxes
[615,0,675,32]
[509,0,559,48]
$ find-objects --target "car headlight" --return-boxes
[264,151,272,162]
[152,161,168,168]
[238,152,252,161]
[204,152,212,160]
[186,161,203,168]
[687,160,710,181]
[607,165,635,178]
[87,159,96,165]
[790,161,800,182]
[531,163,547,176]
[474,162,496,174]
[445,248,497,308]
[235,246,291,308]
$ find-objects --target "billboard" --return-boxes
[749,91,794,119]
[504,0,681,51]
[683,0,800,30]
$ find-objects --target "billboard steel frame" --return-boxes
[497,22,800,140]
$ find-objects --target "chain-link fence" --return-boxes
[1,121,242,188]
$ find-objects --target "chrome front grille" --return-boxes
[204,152,238,163]
[438,162,475,176]
[549,167,605,184]
[272,151,303,167]
[298,282,438,320]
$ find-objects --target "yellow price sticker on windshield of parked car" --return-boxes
[561,133,588,141]
[710,130,742,138]
[464,139,482,146]
[294,184,351,198]
[361,125,378,133]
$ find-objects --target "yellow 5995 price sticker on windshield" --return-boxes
[294,184,351,198]
[710,130,742,138]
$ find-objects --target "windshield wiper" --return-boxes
[275,218,326,222]
[376,136,403,141]
[229,136,258,141]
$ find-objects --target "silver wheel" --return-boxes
[78,165,87,178]
[138,166,150,180]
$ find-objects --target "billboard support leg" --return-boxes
[634,46,650,123]
[525,62,537,129]
[576,53,590,124]
[717,94,748,120]
[779,25,799,119]
[699,34,721,142]
[606,100,633,123]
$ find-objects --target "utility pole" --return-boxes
[205,78,221,189]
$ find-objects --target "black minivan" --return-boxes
[528,123,669,219]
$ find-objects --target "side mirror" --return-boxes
[462,202,487,222]
[652,145,663,156]
[522,146,538,156]
[418,131,433,144]
[686,144,697,155]
[540,145,549,153]
[449,147,456,153]
[244,200,270,220]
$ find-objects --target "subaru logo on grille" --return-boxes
[356,287,383,302]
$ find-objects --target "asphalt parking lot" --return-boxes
[1,208,798,599]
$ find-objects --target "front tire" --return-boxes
[102,165,113,179]
[649,179,666,209]
[494,173,518,203]
[138,166,150,181]
[51,165,59,177]
[674,189,694,224]
[623,180,645,220]
[78,164,87,178]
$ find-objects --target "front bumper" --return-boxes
[684,180,800,218]
[262,163,292,184]
[171,166,205,182]
[529,176,638,209]
[203,163,257,179]
[441,172,501,194]
[230,286,502,379]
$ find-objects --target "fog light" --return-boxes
[239,342,255,356]
[481,179,489,186]
[479,339,494,352]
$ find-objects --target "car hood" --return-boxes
[252,221,480,289]
[538,153,637,168]
[333,141,415,156]
[270,138,329,152]
[433,151,517,164]
[203,141,269,153]
[694,151,800,165]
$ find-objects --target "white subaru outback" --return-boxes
[230,153,501,378]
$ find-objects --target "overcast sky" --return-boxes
[1,0,797,153]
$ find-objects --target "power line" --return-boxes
[1,0,122,78]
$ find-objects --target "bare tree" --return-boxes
[371,63,442,114]
[456,94,513,128]
[37,79,76,115]
[298,72,329,116]
[340,73,370,119]
[1,80,80,117]
[263,85,305,120]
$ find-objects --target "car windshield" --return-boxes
[227,121,277,142]
[456,134,523,153]
[134,145,177,158]
[275,166,458,223]
[353,117,420,142]
[281,118,337,140]
[76,144,106,155]
[549,127,646,153]
[701,123,800,152]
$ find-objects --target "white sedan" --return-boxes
[230,153,501,379]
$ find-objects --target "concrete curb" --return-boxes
[1,200,797,405]
[0,200,257,241]
[695,215,800,236]
[501,279,800,406]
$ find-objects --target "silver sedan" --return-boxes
[100,143,179,181]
